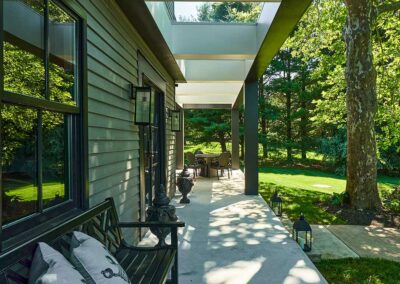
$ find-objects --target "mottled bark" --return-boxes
[259,76,268,160]
[300,102,307,161]
[344,0,381,209]
[300,72,307,161]
[218,132,227,152]
[261,118,268,160]
[286,55,292,162]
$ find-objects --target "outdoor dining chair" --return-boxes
[210,152,232,180]
[185,152,205,180]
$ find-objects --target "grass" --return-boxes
[4,180,65,201]
[315,258,400,284]
[185,142,232,154]
[185,142,325,162]
[259,167,400,194]
[258,167,400,224]
[259,181,346,224]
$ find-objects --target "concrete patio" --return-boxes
[171,170,327,284]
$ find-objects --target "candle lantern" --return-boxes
[292,213,312,252]
[270,191,283,217]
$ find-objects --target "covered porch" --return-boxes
[142,171,327,283]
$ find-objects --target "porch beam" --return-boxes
[244,81,259,195]
[183,104,231,109]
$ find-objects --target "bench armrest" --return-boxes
[118,221,185,228]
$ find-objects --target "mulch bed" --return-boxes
[321,203,400,228]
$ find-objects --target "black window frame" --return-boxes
[0,0,88,249]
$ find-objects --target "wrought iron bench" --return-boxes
[0,198,185,284]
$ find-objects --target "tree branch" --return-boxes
[376,1,400,15]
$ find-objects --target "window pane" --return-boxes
[42,111,68,209]
[49,0,77,105]
[1,105,38,224]
[3,0,45,98]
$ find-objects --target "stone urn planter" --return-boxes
[146,184,177,247]
[176,165,194,204]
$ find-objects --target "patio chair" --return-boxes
[186,152,205,179]
[194,149,207,175]
[210,152,231,180]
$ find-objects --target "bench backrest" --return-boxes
[0,198,123,284]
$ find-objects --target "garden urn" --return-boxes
[146,184,178,246]
[177,165,194,204]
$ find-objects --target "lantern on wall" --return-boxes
[131,85,154,125]
[292,213,312,252]
[171,110,181,132]
[270,191,283,217]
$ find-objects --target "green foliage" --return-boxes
[331,191,350,206]
[381,187,400,213]
[197,2,261,23]
[260,0,400,173]
[315,258,400,284]
[185,109,232,152]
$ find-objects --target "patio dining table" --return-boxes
[195,153,220,177]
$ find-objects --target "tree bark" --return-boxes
[218,132,227,152]
[344,0,381,209]
[286,53,293,162]
[259,76,268,161]
[300,71,307,161]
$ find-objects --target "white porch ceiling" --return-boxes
[146,1,281,108]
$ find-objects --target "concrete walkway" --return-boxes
[171,170,327,284]
[327,225,400,262]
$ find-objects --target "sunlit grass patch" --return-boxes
[315,258,400,284]
[259,182,346,225]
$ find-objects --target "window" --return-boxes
[1,0,84,237]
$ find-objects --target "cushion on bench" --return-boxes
[71,231,130,284]
[29,242,85,284]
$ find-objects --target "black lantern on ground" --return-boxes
[292,213,312,252]
[171,110,181,132]
[131,85,154,125]
[270,191,282,217]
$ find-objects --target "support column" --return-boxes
[176,108,184,170]
[244,81,258,195]
[231,108,240,170]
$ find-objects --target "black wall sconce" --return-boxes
[171,110,181,132]
[130,84,154,125]
[166,107,182,132]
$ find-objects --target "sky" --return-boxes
[174,2,203,20]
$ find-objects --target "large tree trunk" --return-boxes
[300,100,307,161]
[259,76,268,161]
[300,72,307,161]
[344,0,381,209]
[286,53,293,162]
[261,118,268,160]
[218,132,227,152]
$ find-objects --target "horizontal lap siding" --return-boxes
[76,0,176,242]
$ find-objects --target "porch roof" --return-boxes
[117,0,311,108]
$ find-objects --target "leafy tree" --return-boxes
[343,0,400,209]
[197,2,261,23]
[185,109,231,152]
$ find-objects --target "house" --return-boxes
[1,0,310,259]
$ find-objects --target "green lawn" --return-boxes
[185,142,324,162]
[259,167,400,194]
[4,180,65,201]
[259,181,347,224]
[185,142,232,154]
[316,258,400,284]
[259,167,400,224]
